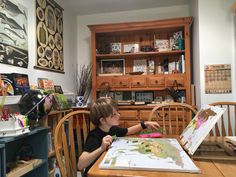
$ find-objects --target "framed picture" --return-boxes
[123,43,139,53]
[54,85,63,94]
[35,0,64,73]
[135,91,154,102]
[100,59,125,76]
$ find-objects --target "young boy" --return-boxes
[78,97,159,174]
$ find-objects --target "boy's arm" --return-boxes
[78,135,112,170]
[127,121,159,135]
[78,147,104,170]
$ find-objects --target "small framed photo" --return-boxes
[100,59,125,76]
[135,91,154,102]
[123,43,139,53]
[110,43,121,54]
[54,85,63,94]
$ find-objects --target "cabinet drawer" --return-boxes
[140,110,152,120]
[147,76,165,87]
[97,77,112,89]
[119,110,138,120]
[131,77,146,87]
[165,75,185,87]
[112,77,130,88]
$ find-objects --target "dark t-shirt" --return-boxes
[83,126,128,175]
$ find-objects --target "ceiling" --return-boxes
[62,0,190,15]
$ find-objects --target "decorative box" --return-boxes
[0,119,29,137]
[154,39,169,51]
[110,43,121,54]
[123,43,139,53]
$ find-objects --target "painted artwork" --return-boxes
[180,105,226,155]
[35,0,64,73]
[100,137,200,173]
[0,0,28,68]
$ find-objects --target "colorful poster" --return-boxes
[180,105,226,155]
[100,137,200,173]
[0,0,28,68]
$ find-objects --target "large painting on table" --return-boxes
[0,0,28,68]
[100,137,200,173]
[35,0,64,73]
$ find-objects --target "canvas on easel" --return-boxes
[180,105,226,155]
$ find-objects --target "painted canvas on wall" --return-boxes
[180,105,226,155]
[35,0,64,73]
[204,64,232,94]
[100,137,200,173]
[0,0,28,68]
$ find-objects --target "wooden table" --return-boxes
[88,136,236,177]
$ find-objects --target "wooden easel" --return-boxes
[181,136,236,160]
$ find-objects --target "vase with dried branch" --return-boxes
[76,64,92,106]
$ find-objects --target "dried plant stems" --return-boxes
[76,64,92,104]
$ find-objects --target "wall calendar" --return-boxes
[204,64,232,94]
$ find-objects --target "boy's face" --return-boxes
[102,110,120,127]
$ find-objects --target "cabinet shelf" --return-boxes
[96,50,185,59]
[6,159,46,177]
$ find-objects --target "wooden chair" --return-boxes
[148,102,197,135]
[54,110,92,177]
[209,102,236,136]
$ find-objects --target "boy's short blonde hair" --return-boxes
[90,98,118,126]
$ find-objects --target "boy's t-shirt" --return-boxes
[84,126,128,152]
[83,126,128,175]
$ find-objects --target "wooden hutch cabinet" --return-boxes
[88,17,193,127]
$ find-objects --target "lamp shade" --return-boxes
[19,90,52,120]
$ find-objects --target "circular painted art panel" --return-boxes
[48,35,55,49]
[38,57,48,67]
[52,48,60,69]
[37,0,46,9]
[37,22,48,47]
[37,7,45,21]
[37,46,45,58]
[45,5,56,35]
[57,16,63,33]
[45,46,52,60]
[55,33,62,50]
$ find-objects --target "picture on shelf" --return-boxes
[54,85,63,94]
[100,59,125,76]
[133,59,147,73]
[123,43,139,53]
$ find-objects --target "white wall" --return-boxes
[77,5,190,68]
[196,0,236,107]
[0,0,77,93]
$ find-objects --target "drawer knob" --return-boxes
[137,82,140,85]
[155,80,158,84]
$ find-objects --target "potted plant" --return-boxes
[75,64,92,107]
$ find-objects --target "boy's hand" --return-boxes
[144,121,160,130]
[101,135,113,151]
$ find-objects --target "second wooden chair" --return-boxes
[148,102,197,135]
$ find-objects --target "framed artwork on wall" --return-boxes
[34,0,64,73]
[0,0,28,68]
